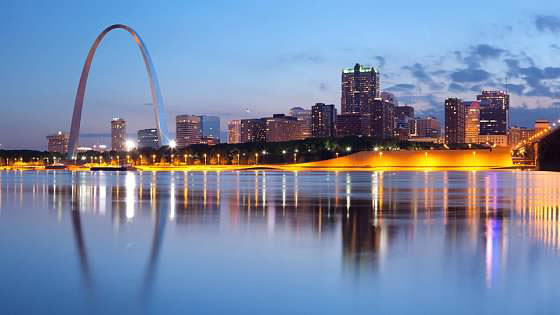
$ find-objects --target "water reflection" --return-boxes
[2,170,560,313]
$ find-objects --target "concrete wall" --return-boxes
[300,148,513,169]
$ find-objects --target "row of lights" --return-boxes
[513,119,560,151]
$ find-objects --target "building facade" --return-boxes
[535,120,550,134]
[311,103,336,138]
[364,98,394,139]
[240,118,267,143]
[137,128,160,149]
[415,116,440,138]
[311,103,337,138]
[289,107,312,140]
[176,115,202,148]
[265,114,301,142]
[508,126,534,146]
[46,131,69,154]
[227,120,242,144]
[444,98,466,144]
[336,113,363,137]
[111,118,126,151]
[341,63,380,115]
[201,115,220,142]
[394,105,415,140]
[477,90,509,135]
[464,101,480,144]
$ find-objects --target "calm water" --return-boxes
[1,170,560,314]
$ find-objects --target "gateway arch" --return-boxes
[67,24,171,159]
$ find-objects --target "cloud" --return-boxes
[277,53,324,64]
[373,56,385,69]
[402,63,443,90]
[535,15,560,33]
[448,83,468,93]
[462,44,507,68]
[450,69,491,83]
[504,58,560,97]
[319,82,328,91]
[385,83,416,93]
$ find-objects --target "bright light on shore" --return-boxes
[125,139,136,152]
[169,140,177,149]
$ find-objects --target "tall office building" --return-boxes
[46,131,69,154]
[176,115,202,148]
[289,107,312,139]
[464,101,480,144]
[477,90,509,135]
[341,63,380,115]
[227,120,242,144]
[137,128,160,149]
[363,98,395,139]
[111,118,126,151]
[445,98,466,144]
[265,114,302,142]
[240,118,267,143]
[201,116,220,142]
[311,103,337,138]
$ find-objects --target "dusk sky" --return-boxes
[2,0,560,149]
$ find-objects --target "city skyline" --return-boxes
[2,1,560,149]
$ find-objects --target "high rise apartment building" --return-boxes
[111,118,126,151]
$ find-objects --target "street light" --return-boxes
[204,153,207,165]
[125,139,136,152]
[152,154,156,164]
[255,152,259,165]
[169,140,177,149]
[217,154,221,165]
[184,154,188,164]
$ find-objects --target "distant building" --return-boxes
[444,98,466,144]
[289,107,312,140]
[137,128,160,149]
[394,105,415,140]
[478,90,509,135]
[46,131,69,154]
[381,92,398,106]
[336,113,363,137]
[464,101,480,144]
[535,120,550,134]
[265,114,301,142]
[240,118,267,143]
[227,120,242,144]
[111,118,126,151]
[311,103,337,138]
[415,116,440,138]
[200,137,219,146]
[201,116,220,142]
[363,98,394,139]
[341,63,380,115]
[508,126,534,146]
[478,134,508,147]
[176,115,202,148]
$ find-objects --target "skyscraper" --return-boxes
[289,107,312,140]
[341,63,380,115]
[445,98,466,144]
[46,131,69,153]
[415,116,441,138]
[176,115,202,148]
[111,118,126,151]
[464,101,480,144]
[137,128,160,149]
[336,113,363,137]
[477,90,509,135]
[311,103,337,138]
[240,118,267,143]
[201,115,220,142]
[227,120,242,144]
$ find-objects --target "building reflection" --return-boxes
[2,169,560,288]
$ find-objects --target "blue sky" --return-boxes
[2,0,560,149]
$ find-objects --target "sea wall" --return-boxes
[299,148,513,169]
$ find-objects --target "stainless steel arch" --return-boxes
[67,24,170,159]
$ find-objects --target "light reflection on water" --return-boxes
[1,170,560,314]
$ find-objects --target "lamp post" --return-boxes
[293,149,298,163]
[237,153,240,165]
[204,153,207,165]
[255,152,259,165]
[184,154,188,165]
[152,154,156,165]
[217,154,220,165]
